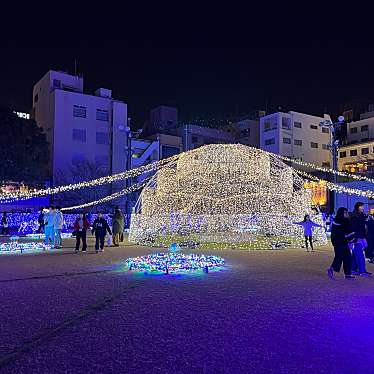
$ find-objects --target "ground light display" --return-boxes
[125,252,225,274]
[129,144,327,249]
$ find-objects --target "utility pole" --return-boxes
[319,115,345,214]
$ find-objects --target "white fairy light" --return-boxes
[129,144,327,249]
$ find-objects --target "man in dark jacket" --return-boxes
[92,212,112,253]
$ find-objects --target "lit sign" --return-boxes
[14,111,30,120]
[304,180,328,206]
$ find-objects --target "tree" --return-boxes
[54,160,117,212]
[0,107,49,184]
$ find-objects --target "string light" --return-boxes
[295,169,374,199]
[0,241,51,253]
[129,144,327,249]
[0,157,178,203]
[125,252,225,273]
[61,178,151,211]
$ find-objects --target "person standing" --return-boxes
[350,202,372,276]
[73,213,90,253]
[366,215,374,263]
[1,212,9,235]
[37,207,45,233]
[328,207,355,279]
[44,206,56,247]
[112,207,124,246]
[293,214,323,251]
[53,206,64,248]
[92,212,112,253]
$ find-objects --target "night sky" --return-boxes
[1,3,373,126]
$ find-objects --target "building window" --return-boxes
[241,129,250,136]
[34,94,38,103]
[73,105,87,118]
[96,132,109,145]
[362,138,369,142]
[294,121,302,128]
[191,136,198,143]
[294,139,302,146]
[322,162,331,168]
[340,151,346,158]
[281,117,291,130]
[53,79,61,88]
[310,125,318,130]
[265,138,275,146]
[350,149,358,156]
[311,142,318,148]
[322,144,329,150]
[264,118,277,132]
[361,125,369,132]
[362,147,369,155]
[350,127,358,134]
[283,137,291,144]
[96,109,109,121]
[72,129,86,142]
[322,127,329,133]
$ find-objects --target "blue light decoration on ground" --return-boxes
[125,253,225,274]
[0,241,51,254]
[24,233,72,240]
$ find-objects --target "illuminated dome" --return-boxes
[129,144,326,249]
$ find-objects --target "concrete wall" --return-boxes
[260,111,331,166]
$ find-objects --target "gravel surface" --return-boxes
[1,238,374,373]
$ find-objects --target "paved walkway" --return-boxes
[1,239,374,373]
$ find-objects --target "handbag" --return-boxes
[72,230,78,237]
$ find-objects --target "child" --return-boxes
[92,212,112,253]
[293,214,323,251]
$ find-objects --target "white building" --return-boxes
[32,70,128,188]
[346,109,374,145]
[260,111,332,167]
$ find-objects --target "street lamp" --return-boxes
[319,115,345,213]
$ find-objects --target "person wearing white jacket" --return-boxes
[53,206,64,248]
[44,206,56,247]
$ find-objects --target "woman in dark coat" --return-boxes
[112,208,124,246]
[328,207,355,279]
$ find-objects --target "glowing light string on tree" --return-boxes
[0,156,179,203]
[61,178,151,211]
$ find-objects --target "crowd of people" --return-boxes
[37,205,125,254]
[328,202,374,279]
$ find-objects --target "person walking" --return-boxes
[53,206,64,248]
[73,213,90,253]
[350,202,372,276]
[92,212,112,253]
[328,207,355,279]
[1,212,9,235]
[37,207,45,233]
[44,206,56,247]
[293,214,323,251]
[112,207,124,246]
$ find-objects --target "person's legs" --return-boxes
[82,231,87,251]
[308,236,314,251]
[342,246,353,276]
[55,229,61,247]
[45,227,52,245]
[331,246,343,273]
[75,232,81,251]
[113,233,119,246]
[352,243,367,273]
[100,236,105,250]
[95,235,100,251]
[304,236,309,251]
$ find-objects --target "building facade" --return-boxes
[32,71,128,187]
[338,140,374,173]
[260,111,332,167]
